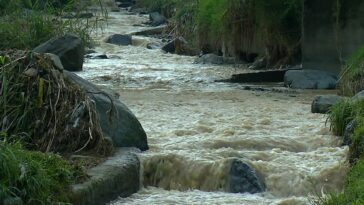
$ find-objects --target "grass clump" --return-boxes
[0,0,106,50]
[338,46,364,97]
[0,141,79,204]
[317,159,364,205]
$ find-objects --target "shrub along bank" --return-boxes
[0,0,105,50]
[322,47,364,204]
[0,1,108,204]
[136,0,302,67]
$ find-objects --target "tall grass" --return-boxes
[137,0,302,66]
[0,0,106,50]
[338,46,364,96]
[0,141,78,204]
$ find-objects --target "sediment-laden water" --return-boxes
[79,10,349,205]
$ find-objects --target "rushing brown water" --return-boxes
[79,9,349,205]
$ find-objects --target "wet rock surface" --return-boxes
[106,34,133,46]
[65,71,148,151]
[70,148,140,205]
[311,95,343,114]
[284,69,338,89]
[33,33,84,71]
[227,159,265,194]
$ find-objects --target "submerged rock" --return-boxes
[227,159,265,194]
[65,71,149,151]
[284,69,337,89]
[106,34,132,46]
[311,95,343,114]
[33,33,84,71]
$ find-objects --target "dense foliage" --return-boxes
[0,141,79,204]
[325,73,364,204]
[137,0,302,67]
[338,46,364,96]
[0,0,105,49]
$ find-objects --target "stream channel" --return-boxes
[78,10,348,205]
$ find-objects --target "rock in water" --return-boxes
[33,33,84,71]
[65,71,149,151]
[106,34,132,46]
[311,95,343,114]
[227,159,265,194]
[284,70,338,89]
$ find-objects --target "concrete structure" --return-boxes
[303,0,364,74]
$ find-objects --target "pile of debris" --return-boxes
[0,50,113,156]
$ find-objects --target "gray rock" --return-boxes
[33,34,84,71]
[106,34,132,46]
[70,148,140,205]
[44,53,64,70]
[311,95,343,114]
[227,159,265,194]
[343,120,357,146]
[284,69,338,89]
[65,71,148,151]
[131,25,166,36]
[194,54,239,65]
[146,42,161,50]
[194,54,224,64]
[85,53,109,59]
[353,90,364,101]
[149,12,166,26]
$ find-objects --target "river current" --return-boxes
[78,9,348,205]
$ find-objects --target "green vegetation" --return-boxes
[317,159,364,205]
[0,141,79,204]
[312,41,364,204]
[338,46,364,96]
[0,0,106,49]
[0,1,110,202]
[137,0,302,66]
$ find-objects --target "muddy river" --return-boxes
[78,9,348,205]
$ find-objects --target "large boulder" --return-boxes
[33,34,84,71]
[106,34,132,46]
[284,70,338,89]
[64,71,148,151]
[227,159,265,193]
[311,95,343,114]
[70,149,140,205]
[149,12,166,26]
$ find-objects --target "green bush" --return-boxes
[338,46,364,97]
[0,141,78,204]
[319,159,364,205]
[0,0,105,50]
